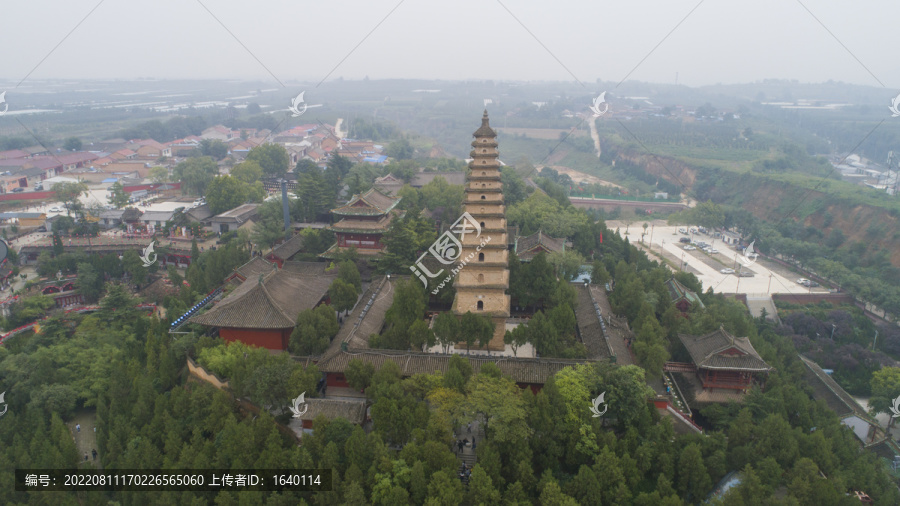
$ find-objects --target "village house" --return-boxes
[207,203,259,234]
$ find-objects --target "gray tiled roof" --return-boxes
[316,349,586,385]
[324,275,393,356]
[678,327,771,372]
[234,256,277,280]
[575,284,611,360]
[190,265,336,329]
[799,355,870,420]
[294,398,366,424]
[270,234,306,261]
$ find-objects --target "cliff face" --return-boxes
[614,147,900,268]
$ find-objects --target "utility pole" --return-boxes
[281,179,291,241]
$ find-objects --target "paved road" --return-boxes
[609,222,827,295]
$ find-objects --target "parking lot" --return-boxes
[607,221,829,295]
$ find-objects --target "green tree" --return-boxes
[677,443,711,501]
[122,249,148,286]
[148,166,169,184]
[427,470,465,505]
[386,138,414,160]
[107,182,130,209]
[251,199,290,251]
[337,260,362,292]
[52,182,88,217]
[173,156,219,195]
[230,160,264,184]
[463,373,530,444]
[63,137,82,151]
[345,359,375,391]
[871,367,900,429]
[409,319,435,350]
[504,325,529,357]
[433,312,460,354]
[328,279,359,316]
[289,304,339,355]
[199,139,229,160]
[205,175,249,214]
[76,262,103,302]
[247,144,290,177]
[467,465,501,505]
[459,311,494,354]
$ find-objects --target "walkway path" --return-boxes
[454,420,484,477]
[69,409,101,469]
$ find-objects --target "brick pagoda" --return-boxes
[452,111,510,351]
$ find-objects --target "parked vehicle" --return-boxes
[709,248,719,254]
[738,271,755,277]
[11,187,23,193]
[49,207,61,213]
[721,268,735,274]
[679,237,691,243]
[678,227,688,234]
[683,245,696,251]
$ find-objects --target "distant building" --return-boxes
[666,278,704,314]
[514,230,566,261]
[721,230,742,246]
[321,188,401,259]
[265,234,306,268]
[189,261,337,350]
[372,174,404,196]
[207,203,259,234]
[677,326,772,391]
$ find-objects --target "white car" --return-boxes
[683,245,696,251]
[796,278,809,285]
[678,227,687,234]
[721,268,735,274]
[48,206,61,213]
[709,248,719,254]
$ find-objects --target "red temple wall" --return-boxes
[219,328,291,351]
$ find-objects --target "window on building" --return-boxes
[480,222,485,228]
[481,195,486,200]
[478,252,485,262]
[478,273,484,283]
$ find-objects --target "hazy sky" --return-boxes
[2,0,896,89]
